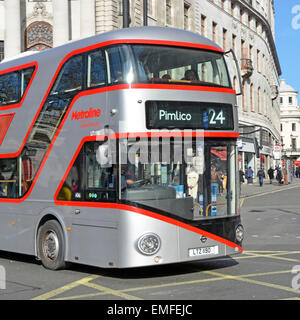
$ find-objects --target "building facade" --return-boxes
[279,79,300,162]
[0,0,281,173]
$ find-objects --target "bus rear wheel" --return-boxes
[38,220,66,270]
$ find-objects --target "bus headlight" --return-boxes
[235,224,244,242]
[137,233,161,255]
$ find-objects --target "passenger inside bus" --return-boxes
[184,69,199,81]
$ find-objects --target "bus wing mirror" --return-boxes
[225,49,243,96]
[96,144,112,168]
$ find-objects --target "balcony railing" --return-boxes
[282,148,300,154]
[241,58,253,77]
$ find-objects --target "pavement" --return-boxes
[240,177,300,198]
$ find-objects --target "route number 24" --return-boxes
[209,109,226,125]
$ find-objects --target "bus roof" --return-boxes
[0,26,222,71]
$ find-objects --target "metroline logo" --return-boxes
[71,107,101,120]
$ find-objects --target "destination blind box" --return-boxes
[146,101,234,130]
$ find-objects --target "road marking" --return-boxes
[52,268,300,300]
[83,281,142,300]
[204,270,300,296]
[236,251,300,263]
[32,274,100,300]
[32,250,300,300]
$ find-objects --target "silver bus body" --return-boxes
[0,27,242,269]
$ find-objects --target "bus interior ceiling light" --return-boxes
[137,233,161,255]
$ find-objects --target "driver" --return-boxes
[120,164,134,191]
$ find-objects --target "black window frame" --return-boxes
[0,66,35,108]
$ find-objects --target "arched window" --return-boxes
[25,21,53,52]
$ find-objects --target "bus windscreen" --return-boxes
[131,44,231,88]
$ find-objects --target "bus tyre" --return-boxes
[38,220,66,270]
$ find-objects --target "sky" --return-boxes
[274,0,300,94]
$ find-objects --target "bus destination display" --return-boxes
[146,101,234,130]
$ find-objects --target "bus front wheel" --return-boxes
[37,220,67,270]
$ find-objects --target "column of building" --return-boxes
[4,0,21,58]
[52,0,69,47]
[80,0,96,38]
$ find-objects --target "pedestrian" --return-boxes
[257,167,265,187]
[283,166,288,185]
[276,167,283,184]
[267,167,274,184]
[246,166,253,184]
[239,168,245,192]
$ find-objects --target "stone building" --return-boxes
[279,79,300,162]
[0,0,281,172]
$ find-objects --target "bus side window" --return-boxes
[105,46,124,84]
[0,71,19,106]
[50,55,83,95]
[0,159,17,198]
[87,50,106,88]
[21,68,35,95]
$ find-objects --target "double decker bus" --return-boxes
[0,27,243,270]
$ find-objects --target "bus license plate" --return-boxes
[188,245,219,257]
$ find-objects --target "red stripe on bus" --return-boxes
[0,61,38,111]
[114,132,239,138]
[0,113,15,146]
[53,199,242,252]
[130,83,236,93]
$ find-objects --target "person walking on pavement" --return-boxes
[239,168,245,192]
[283,166,288,185]
[267,167,274,184]
[246,166,253,184]
[276,167,283,184]
[257,167,265,187]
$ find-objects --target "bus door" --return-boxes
[203,142,237,217]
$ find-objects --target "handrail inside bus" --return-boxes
[193,202,203,216]
[205,202,227,216]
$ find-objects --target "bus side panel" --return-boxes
[117,210,179,268]
[66,207,119,268]
[0,211,17,252]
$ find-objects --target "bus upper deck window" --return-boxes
[21,68,35,95]
[0,72,19,106]
[51,55,83,95]
[105,45,133,85]
[87,50,106,88]
[130,44,231,88]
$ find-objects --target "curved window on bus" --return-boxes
[87,49,107,88]
[130,44,231,88]
[56,140,117,202]
[105,45,134,85]
[119,138,237,220]
[51,54,83,95]
[0,67,35,107]
[0,158,18,198]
